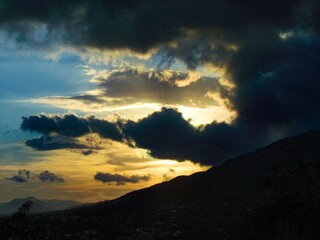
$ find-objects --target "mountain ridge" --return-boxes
[0,197,81,216]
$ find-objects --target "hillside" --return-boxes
[90,129,320,213]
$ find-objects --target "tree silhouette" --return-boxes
[0,200,37,240]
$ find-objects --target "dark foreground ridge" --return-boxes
[1,129,320,239]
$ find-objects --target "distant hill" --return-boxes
[0,197,81,216]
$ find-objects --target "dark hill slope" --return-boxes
[86,129,320,214]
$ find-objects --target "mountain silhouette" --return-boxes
[86,129,320,213]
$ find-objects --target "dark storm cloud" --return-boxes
[5,169,65,183]
[158,34,234,70]
[0,0,305,52]
[21,108,243,165]
[229,33,320,131]
[121,108,200,161]
[21,114,122,141]
[120,107,246,165]
[94,172,151,185]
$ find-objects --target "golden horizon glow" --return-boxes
[21,96,235,125]
[0,141,209,203]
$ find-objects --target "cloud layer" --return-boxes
[25,136,97,151]
[20,109,245,165]
[0,0,313,52]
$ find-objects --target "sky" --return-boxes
[0,0,319,203]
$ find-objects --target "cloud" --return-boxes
[5,169,34,183]
[69,95,107,104]
[29,68,229,110]
[163,168,176,181]
[4,169,65,183]
[121,107,246,165]
[20,108,241,165]
[25,136,97,151]
[92,68,227,108]
[162,174,171,182]
[157,34,236,70]
[94,172,151,185]
[121,108,201,160]
[5,175,28,183]
[80,149,97,156]
[21,114,122,141]
[37,170,65,183]
[228,33,320,131]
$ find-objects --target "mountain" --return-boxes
[0,197,81,216]
[1,129,320,239]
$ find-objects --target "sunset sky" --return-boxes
[0,0,319,203]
